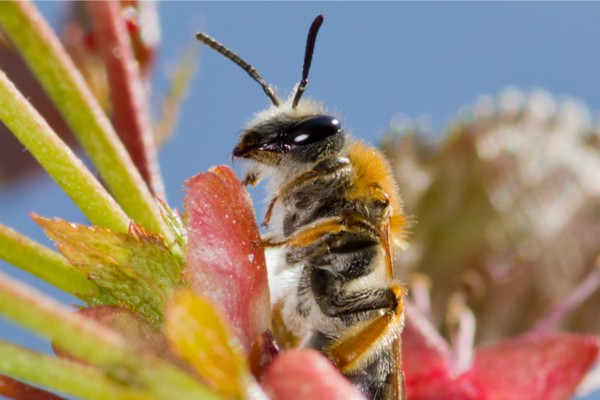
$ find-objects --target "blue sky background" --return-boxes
[1,2,600,398]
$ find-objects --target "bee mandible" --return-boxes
[197,15,408,400]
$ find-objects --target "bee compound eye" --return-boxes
[286,115,342,146]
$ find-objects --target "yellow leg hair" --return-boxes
[327,285,406,374]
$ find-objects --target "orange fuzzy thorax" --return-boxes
[347,140,406,247]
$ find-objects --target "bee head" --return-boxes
[233,99,345,167]
[197,15,334,175]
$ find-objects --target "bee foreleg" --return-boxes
[262,195,279,228]
[261,157,350,229]
[285,155,351,195]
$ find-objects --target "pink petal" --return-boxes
[406,373,483,400]
[403,305,484,399]
[183,166,270,352]
[263,349,365,400]
[472,333,600,400]
[403,304,453,384]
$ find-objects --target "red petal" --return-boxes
[406,373,483,400]
[263,349,365,400]
[472,333,600,400]
[183,166,270,352]
[403,305,453,384]
[403,306,484,399]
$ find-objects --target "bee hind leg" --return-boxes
[307,330,399,400]
[310,270,405,399]
[319,282,406,370]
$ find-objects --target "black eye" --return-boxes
[285,115,342,146]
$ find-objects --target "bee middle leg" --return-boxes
[262,210,380,249]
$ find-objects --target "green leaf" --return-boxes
[33,215,183,325]
[157,198,187,259]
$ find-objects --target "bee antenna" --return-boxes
[292,15,324,109]
[196,32,281,107]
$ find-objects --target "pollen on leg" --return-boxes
[326,284,406,374]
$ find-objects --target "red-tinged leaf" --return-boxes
[0,375,64,400]
[184,166,270,351]
[33,215,183,325]
[76,306,172,360]
[53,306,179,372]
[472,333,600,400]
[263,349,365,400]
[164,291,248,398]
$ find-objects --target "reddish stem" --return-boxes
[0,375,65,400]
[86,1,163,198]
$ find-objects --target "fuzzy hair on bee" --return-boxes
[197,15,408,400]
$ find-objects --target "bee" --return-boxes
[197,15,407,400]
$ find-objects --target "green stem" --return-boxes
[0,341,152,400]
[0,224,107,303]
[0,1,173,244]
[0,71,129,233]
[0,272,219,400]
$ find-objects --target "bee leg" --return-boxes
[311,267,405,397]
[327,284,405,368]
[282,155,351,196]
[329,290,404,400]
[313,273,401,318]
[261,215,346,249]
[261,156,350,229]
[242,171,260,186]
[282,213,378,249]
[262,196,278,228]
[311,266,405,320]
